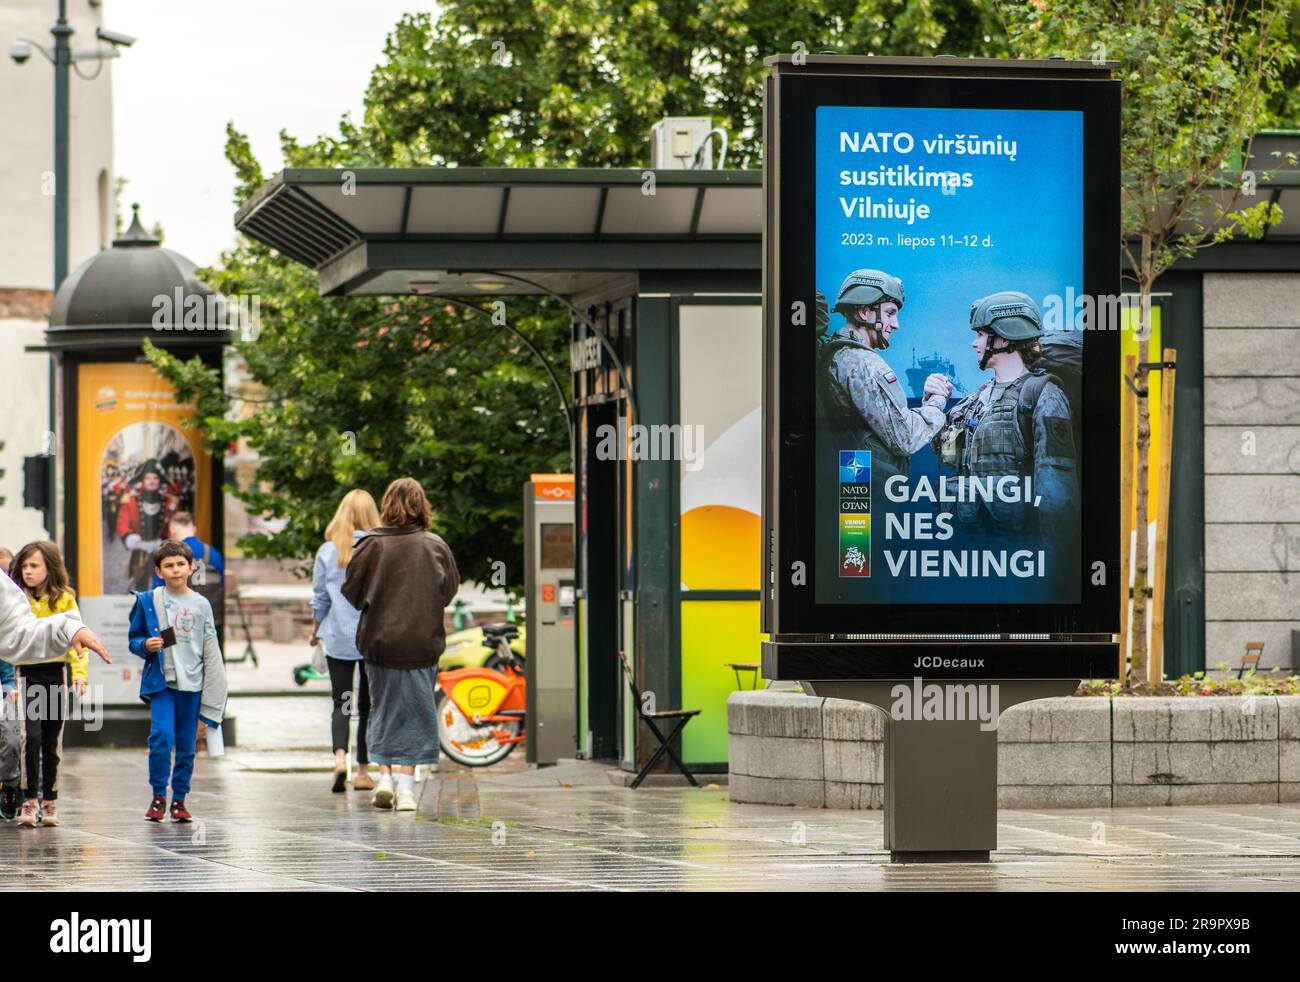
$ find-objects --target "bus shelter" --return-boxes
[236,168,762,773]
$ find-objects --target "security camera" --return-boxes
[9,40,31,64]
[95,27,136,47]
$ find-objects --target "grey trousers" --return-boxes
[0,691,20,788]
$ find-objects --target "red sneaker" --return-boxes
[169,800,193,823]
[144,796,166,822]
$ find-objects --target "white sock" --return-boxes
[398,774,414,792]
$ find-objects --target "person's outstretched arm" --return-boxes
[0,573,109,666]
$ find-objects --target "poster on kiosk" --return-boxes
[762,56,1122,681]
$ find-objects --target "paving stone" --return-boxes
[998,697,1110,743]
[1112,697,1278,742]
[7,748,1300,891]
[999,742,1111,786]
[1113,741,1279,786]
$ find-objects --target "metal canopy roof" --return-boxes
[234,168,762,298]
[234,165,1300,298]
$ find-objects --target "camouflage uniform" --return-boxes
[818,269,945,480]
[934,290,1079,544]
[820,330,946,480]
[938,372,1078,538]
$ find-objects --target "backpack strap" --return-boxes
[1015,370,1063,464]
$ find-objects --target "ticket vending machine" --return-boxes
[524,474,577,764]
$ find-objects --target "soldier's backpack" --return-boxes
[815,333,864,448]
[190,542,225,633]
[1016,331,1083,458]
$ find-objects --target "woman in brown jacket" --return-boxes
[342,478,459,811]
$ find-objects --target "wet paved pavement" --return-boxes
[5,744,1300,891]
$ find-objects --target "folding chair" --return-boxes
[616,649,700,789]
[1237,641,1264,679]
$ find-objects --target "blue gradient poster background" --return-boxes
[814,105,1083,605]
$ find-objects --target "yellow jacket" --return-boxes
[28,592,88,684]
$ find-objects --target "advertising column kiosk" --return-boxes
[763,55,1122,861]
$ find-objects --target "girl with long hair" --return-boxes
[12,541,86,828]
[311,490,381,793]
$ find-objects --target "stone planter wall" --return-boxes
[728,690,1300,809]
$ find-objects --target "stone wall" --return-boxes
[1203,272,1300,672]
[728,690,1300,808]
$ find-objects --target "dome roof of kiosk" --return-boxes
[48,204,225,334]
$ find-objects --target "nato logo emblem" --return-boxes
[839,450,871,484]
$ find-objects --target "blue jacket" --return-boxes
[127,588,225,726]
[128,589,171,704]
[310,535,364,661]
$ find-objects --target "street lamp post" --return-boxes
[10,2,134,539]
[51,3,70,288]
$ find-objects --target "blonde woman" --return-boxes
[310,490,381,793]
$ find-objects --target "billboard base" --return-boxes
[801,675,1080,861]
[763,639,1119,681]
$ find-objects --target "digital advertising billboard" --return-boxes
[762,56,1122,679]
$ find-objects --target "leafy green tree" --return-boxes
[1000,0,1297,683]
[147,2,1008,583]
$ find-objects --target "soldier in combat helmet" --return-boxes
[817,269,953,482]
[934,291,1079,552]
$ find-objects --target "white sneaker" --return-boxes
[395,786,417,812]
[372,774,394,809]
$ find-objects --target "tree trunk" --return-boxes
[1131,285,1152,686]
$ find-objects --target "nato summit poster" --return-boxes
[814,106,1084,606]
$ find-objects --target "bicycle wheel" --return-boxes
[435,687,520,767]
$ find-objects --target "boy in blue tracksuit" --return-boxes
[127,540,228,823]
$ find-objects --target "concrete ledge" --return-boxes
[998,785,1112,809]
[729,772,824,809]
[1113,783,1280,806]
[1113,697,1278,742]
[728,691,1300,810]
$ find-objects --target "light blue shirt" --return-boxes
[311,535,363,661]
[162,591,215,692]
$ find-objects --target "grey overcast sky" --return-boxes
[112,0,424,268]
